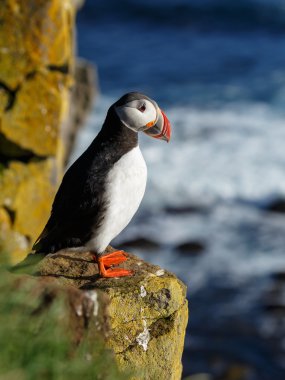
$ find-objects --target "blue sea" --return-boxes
[74,1,285,378]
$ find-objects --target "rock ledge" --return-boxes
[35,248,188,380]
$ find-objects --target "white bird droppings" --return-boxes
[140,285,147,297]
[75,304,83,317]
[86,291,99,317]
[156,269,165,276]
[136,320,150,352]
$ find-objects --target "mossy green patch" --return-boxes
[0,266,127,380]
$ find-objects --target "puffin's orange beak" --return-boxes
[143,109,171,142]
[157,110,171,142]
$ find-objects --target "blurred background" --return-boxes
[73,1,285,379]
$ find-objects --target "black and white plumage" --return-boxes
[33,92,171,277]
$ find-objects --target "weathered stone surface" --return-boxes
[0,206,29,263]
[62,58,97,164]
[0,0,75,156]
[34,249,188,380]
[1,70,70,156]
[0,0,75,89]
[0,1,97,263]
[0,159,57,262]
[0,87,9,114]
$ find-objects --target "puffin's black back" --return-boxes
[33,106,138,254]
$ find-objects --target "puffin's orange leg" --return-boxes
[97,255,133,278]
[93,250,127,267]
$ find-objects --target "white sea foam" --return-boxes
[141,102,285,207]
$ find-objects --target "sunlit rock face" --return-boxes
[0,0,75,156]
[35,248,188,380]
[0,159,57,262]
[0,1,95,263]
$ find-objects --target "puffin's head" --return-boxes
[114,92,171,142]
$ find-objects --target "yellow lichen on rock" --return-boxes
[0,207,29,263]
[105,272,188,380]
[1,70,70,156]
[0,0,75,156]
[0,89,9,114]
[0,159,57,263]
[13,160,57,240]
[116,302,188,380]
[0,0,79,262]
[26,0,75,69]
[35,250,189,380]
[0,0,75,89]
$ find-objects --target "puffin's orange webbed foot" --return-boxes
[94,251,133,278]
[93,250,127,267]
[100,267,134,278]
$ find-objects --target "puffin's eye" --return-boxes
[138,103,146,113]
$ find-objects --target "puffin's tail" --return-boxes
[32,224,50,254]
[32,239,50,255]
[32,218,59,254]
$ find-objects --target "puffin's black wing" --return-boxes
[33,147,107,254]
[33,105,138,254]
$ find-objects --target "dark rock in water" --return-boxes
[164,204,208,215]
[263,303,285,315]
[271,271,285,282]
[261,279,285,315]
[265,199,285,214]
[120,237,160,250]
[176,241,205,255]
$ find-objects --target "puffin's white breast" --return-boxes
[87,146,147,253]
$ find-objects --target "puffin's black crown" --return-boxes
[114,92,153,107]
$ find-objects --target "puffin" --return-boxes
[33,92,171,278]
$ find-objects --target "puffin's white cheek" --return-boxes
[116,107,149,131]
[115,99,158,132]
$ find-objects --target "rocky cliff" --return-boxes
[18,248,189,380]
[0,0,96,263]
